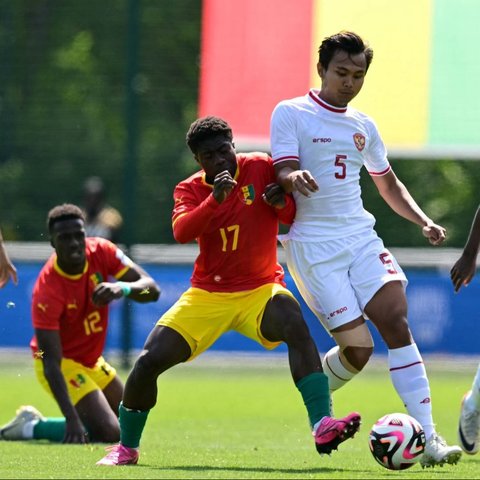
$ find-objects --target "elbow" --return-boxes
[173,227,190,244]
[173,233,189,244]
[141,281,161,302]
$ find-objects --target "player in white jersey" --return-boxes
[451,204,480,455]
[270,30,462,469]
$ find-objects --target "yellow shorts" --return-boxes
[157,283,297,360]
[34,356,117,405]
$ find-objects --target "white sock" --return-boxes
[322,346,357,391]
[466,364,480,410]
[388,343,435,439]
[22,419,38,439]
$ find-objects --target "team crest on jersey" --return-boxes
[353,133,366,151]
[90,272,103,287]
[239,184,255,205]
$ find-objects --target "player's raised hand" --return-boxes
[213,170,237,204]
[262,183,287,208]
[422,223,446,246]
[450,254,476,292]
[287,170,318,197]
[0,242,18,288]
[0,260,17,288]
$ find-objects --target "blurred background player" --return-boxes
[0,203,160,443]
[97,116,360,466]
[82,176,123,242]
[451,204,480,455]
[270,30,462,468]
[0,227,18,288]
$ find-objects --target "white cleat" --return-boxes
[0,406,44,440]
[458,391,480,455]
[420,433,462,468]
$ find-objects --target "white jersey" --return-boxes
[270,89,391,241]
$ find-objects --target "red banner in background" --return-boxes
[199,0,314,150]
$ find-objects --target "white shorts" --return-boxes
[279,231,407,332]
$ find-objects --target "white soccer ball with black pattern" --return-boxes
[368,413,426,470]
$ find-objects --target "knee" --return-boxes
[88,417,120,443]
[264,295,312,344]
[342,345,373,371]
[280,311,312,345]
[133,348,164,378]
[332,323,374,371]
[386,303,408,327]
[379,308,412,345]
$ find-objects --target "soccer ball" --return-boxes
[368,413,426,470]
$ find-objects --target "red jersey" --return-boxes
[172,153,295,292]
[30,237,132,367]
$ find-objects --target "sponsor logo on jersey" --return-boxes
[67,300,78,310]
[353,133,366,151]
[239,184,255,205]
[312,137,331,143]
[420,397,431,404]
[37,303,48,313]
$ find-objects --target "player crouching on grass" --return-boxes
[96,116,361,466]
[0,203,160,444]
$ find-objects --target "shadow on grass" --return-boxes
[131,460,477,477]
[132,464,370,475]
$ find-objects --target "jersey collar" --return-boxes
[308,89,348,113]
[53,257,89,280]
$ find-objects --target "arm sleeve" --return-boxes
[95,238,133,279]
[274,193,296,225]
[32,284,63,331]
[172,184,220,243]
[364,119,391,176]
[270,102,300,165]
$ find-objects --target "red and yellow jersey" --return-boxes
[172,153,295,292]
[30,237,132,367]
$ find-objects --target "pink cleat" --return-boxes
[96,443,139,466]
[313,412,361,455]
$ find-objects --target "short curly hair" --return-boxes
[186,116,233,154]
[47,203,85,233]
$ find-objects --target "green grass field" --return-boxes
[0,351,479,479]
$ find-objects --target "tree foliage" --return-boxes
[360,159,480,247]
[0,0,201,243]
